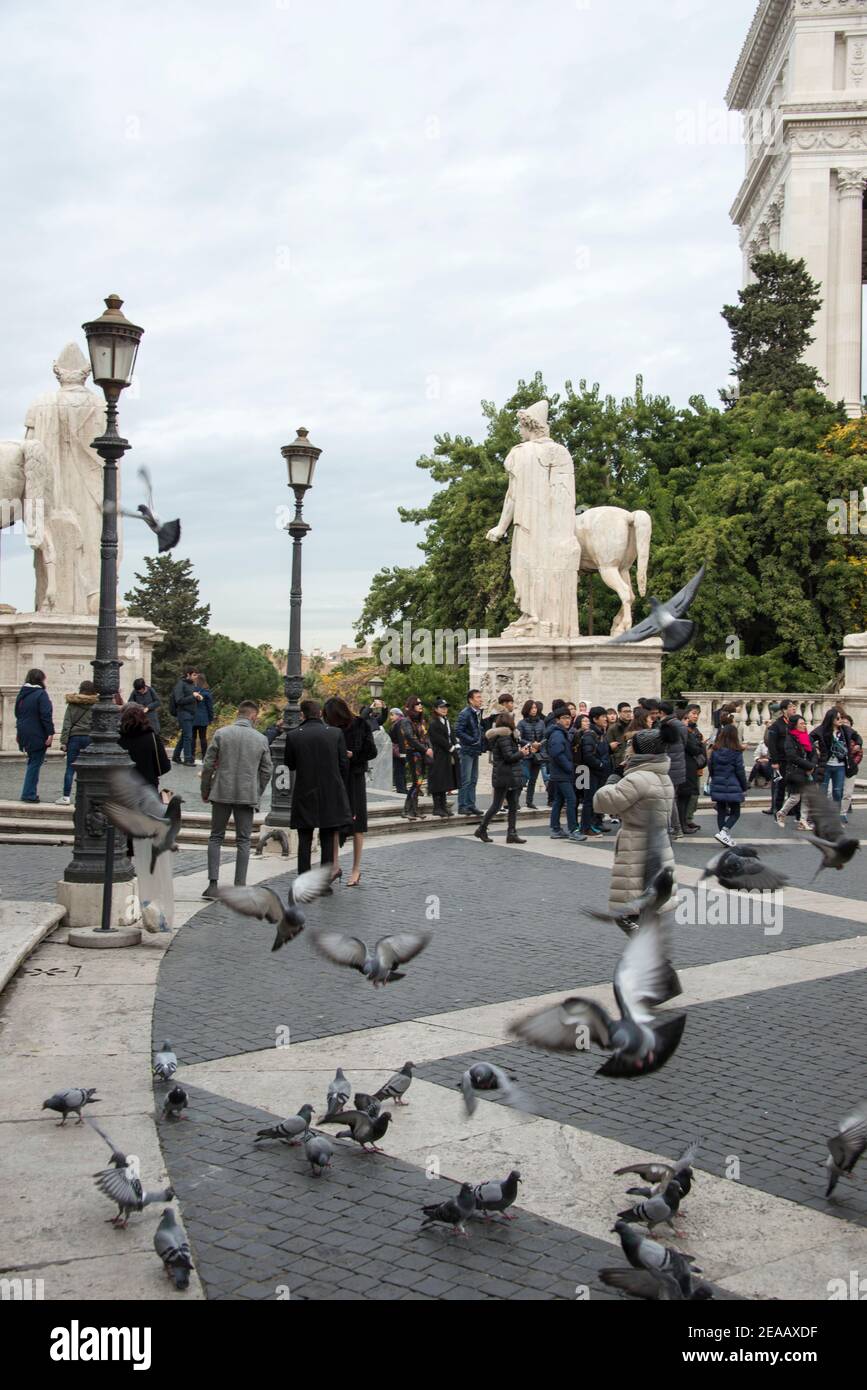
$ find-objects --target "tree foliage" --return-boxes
[721,252,824,400]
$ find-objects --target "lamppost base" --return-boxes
[68,924,142,950]
[57,878,138,932]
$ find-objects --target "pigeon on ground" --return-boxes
[509,918,685,1078]
[609,565,705,652]
[318,1068,351,1122]
[615,1138,701,1199]
[617,1180,684,1234]
[458,1063,526,1117]
[375,1062,415,1106]
[421,1183,476,1237]
[318,1109,392,1153]
[312,929,431,987]
[353,1092,381,1119]
[41,1087,100,1125]
[152,1041,178,1083]
[254,827,290,858]
[472,1170,522,1220]
[87,1120,174,1228]
[600,1266,713,1301]
[154,1208,194,1289]
[825,1100,867,1198]
[102,766,184,874]
[701,845,787,892]
[162,1086,189,1121]
[303,1133,334,1178]
[106,466,181,554]
[216,866,332,951]
[141,900,170,934]
[801,783,861,880]
[254,1104,314,1146]
[605,1219,710,1300]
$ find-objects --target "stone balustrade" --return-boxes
[680,692,836,746]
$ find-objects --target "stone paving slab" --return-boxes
[0,900,66,993]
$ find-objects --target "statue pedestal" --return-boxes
[0,611,164,753]
[841,632,867,733]
[465,635,663,713]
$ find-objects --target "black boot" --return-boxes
[506,832,526,844]
[474,825,492,843]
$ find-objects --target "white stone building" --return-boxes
[727,0,867,415]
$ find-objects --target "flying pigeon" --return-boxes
[254,827,290,858]
[102,765,183,874]
[162,1086,189,1121]
[801,783,861,880]
[701,845,787,893]
[152,1041,178,1084]
[825,1100,867,1198]
[614,1138,702,1199]
[472,1170,522,1220]
[318,1068,352,1122]
[318,1109,393,1153]
[374,1062,415,1106]
[216,866,332,951]
[254,1104,314,1146]
[312,929,431,987]
[353,1092,381,1119]
[509,918,686,1077]
[458,1063,527,1117]
[303,1133,334,1178]
[106,466,181,553]
[617,1180,684,1234]
[154,1208,194,1290]
[605,1219,710,1300]
[610,565,705,652]
[41,1087,100,1125]
[421,1183,476,1237]
[87,1120,174,1228]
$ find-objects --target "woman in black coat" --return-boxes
[776,716,819,830]
[474,714,530,846]
[324,697,377,887]
[517,699,547,809]
[427,699,459,818]
[395,697,432,821]
[119,703,171,787]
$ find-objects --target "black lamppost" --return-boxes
[64,295,143,940]
[266,426,322,827]
[368,676,385,702]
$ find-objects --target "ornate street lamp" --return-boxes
[266,426,322,827]
[64,295,144,944]
[369,676,385,702]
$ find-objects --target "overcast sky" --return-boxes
[0,0,758,653]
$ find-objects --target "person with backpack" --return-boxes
[170,666,202,766]
[57,680,99,804]
[15,668,55,804]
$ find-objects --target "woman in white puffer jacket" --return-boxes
[592,728,676,917]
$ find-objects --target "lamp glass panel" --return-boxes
[288,453,313,487]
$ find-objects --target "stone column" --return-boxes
[767,194,784,252]
[834,169,867,417]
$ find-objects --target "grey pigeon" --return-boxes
[421,1182,476,1237]
[303,1133,334,1177]
[87,1120,174,1228]
[312,929,430,987]
[152,1041,178,1083]
[510,918,685,1078]
[600,1266,712,1301]
[154,1208,194,1289]
[254,827,290,858]
[318,1109,392,1153]
[825,1100,867,1198]
[617,1180,684,1233]
[41,1087,100,1125]
[318,1068,352,1123]
[458,1063,526,1117]
[472,1169,522,1220]
[162,1086,189,1121]
[606,1219,710,1300]
[254,1104,314,1146]
[102,766,184,874]
[610,565,705,652]
[802,783,861,880]
[353,1092,381,1119]
[216,866,332,951]
[375,1061,414,1106]
[615,1138,701,1199]
[107,466,181,554]
[702,845,787,892]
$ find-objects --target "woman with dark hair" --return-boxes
[474,713,530,845]
[395,697,431,820]
[811,708,851,810]
[427,698,459,819]
[323,696,376,887]
[119,702,171,787]
[192,674,214,763]
[57,679,99,804]
[776,715,818,831]
[14,667,55,803]
[707,722,748,847]
[840,713,862,824]
[517,699,546,809]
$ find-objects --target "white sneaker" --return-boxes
[775,813,786,828]
[714,829,733,847]
[55,795,71,805]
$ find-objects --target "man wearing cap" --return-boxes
[428,697,459,818]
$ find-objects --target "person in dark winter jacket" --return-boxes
[119,702,171,787]
[283,699,350,874]
[170,667,202,766]
[455,689,487,815]
[547,707,585,841]
[192,675,214,761]
[577,707,612,835]
[395,697,432,820]
[658,701,689,834]
[427,699,460,819]
[605,703,632,773]
[765,699,798,814]
[324,696,377,886]
[57,680,99,803]
[15,668,55,803]
[707,722,748,846]
[474,715,529,845]
[776,716,818,830]
[811,708,852,809]
[681,705,706,832]
[517,699,547,809]
[129,677,161,733]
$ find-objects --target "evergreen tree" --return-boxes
[124,555,211,704]
[721,252,824,400]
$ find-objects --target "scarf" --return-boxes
[790,727,813,755]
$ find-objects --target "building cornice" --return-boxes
[731,102,867,225]
[727,1,791,111]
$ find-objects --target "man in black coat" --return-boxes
[765,698,798,815]
[578,707,612,836]
[283,699,352,874]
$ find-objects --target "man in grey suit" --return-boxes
[200,700,273,899]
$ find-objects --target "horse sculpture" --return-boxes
[575,506,652,636]
[0,440,57,611]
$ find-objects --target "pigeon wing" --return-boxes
[376,931,431,968]
[104,765,166,818]
[95,1165,143,1208]
[597,1013,687,1078]
[288,865,334,905]
[460,1070,479,1117]
[614,920,682,1024]
[828,1103,867,1172]
[102,801,166,842]
[600,1267,683,1301]
[667,564,706,618]
[719,856,787,891]
[510,996,612,1052]
[137,466,157,517]
[215,885,285,924]
[474,1180,503,1204]
[802,782,844,842]
[312,932,368,971]
[609,614,660,646]
[86,1118,126,1163]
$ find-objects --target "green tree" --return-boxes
[721,252,824,401]
[124,555,211,706]
[381,664,468,716]
[200,633,281,708]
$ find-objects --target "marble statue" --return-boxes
[486,400,581,639]
[575,505,653,636]
[0,439,57,611]
[23,343,116,616]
